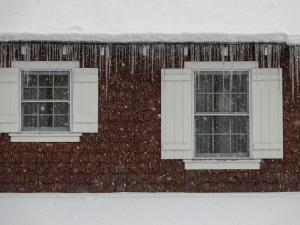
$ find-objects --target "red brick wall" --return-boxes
[0,42,299,192]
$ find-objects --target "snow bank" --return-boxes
[0,0,300,44]
[0,192,300,225]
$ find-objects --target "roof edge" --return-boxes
[0,32,300,45]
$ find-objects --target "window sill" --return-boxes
[9,133,82,142]
[183,159,261,170]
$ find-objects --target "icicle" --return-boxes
[130,44,135,75]
[289,47,295,99]
[105,45,111,100]
[62,45,67,56]
[21,45,27,56]
[150,45,154,80]
[295,47,300,94]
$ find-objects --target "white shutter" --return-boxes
[161,68,193,159]
[0,68,19,133]
[252,68,283,159]
[72,68,99,133]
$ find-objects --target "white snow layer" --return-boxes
[0,0,300,44]
[0,192,300,225]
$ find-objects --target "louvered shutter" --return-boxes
[251,68,283,159]
[0,68,19,133]
[161,68,193,159]
[72,68,99,133]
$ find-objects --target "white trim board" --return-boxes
[9,133,81,142]
[11,61,80,69]
[184,159,261,170]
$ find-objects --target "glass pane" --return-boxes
[23,103,38,114]
[54,88,69,100]
[232,72,248,93]
[214,135,230,153]
[195,116,212,134]
[39,75,53,86]
[214,94,230,112]
[39,88,53,99]
[54,103,69,114]
[231,94,248,112]
[196,94,212,112]
[39,103,53,114]
[23,75,37,87]
[54,75,68,86]
[213,72,230,93]
[231,135,248,153]
[23,115,37,127]
[23,88,37,100]
[231,116,248,134]
[54,115,69,127]
[214,116,230,134]
[195,73,212,93]
[196,135,212,154]
[39,115,53,127]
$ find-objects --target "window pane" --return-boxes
[195,116,212,134]
[231,135,248,153]
[232,72,248,93]
[54,103,69,114]
[23,116,37,127]
[214,135,230,153]
[39,115,53,127]
[23,103,38,114]
[39,75,53,86]
[23,88,37,100]
[54,115,69,127]
[231,116,248,134]
[196,94,212,112]
[39,103,53,114]
[214,116,230,134]
[39,88,53,100]
[231,94,248,112]
[23,75,37,87]
[195,73,212,93]
[54,88,69,100]
[196,135,212,154]
[213,72,230,93]
[214,94,230,112]
[54,75,68,86]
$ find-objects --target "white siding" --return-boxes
[252,68,283,159]
[0,68,19,132]
[161,68,193,159]
[72,68,99,133]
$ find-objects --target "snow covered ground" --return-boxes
[0,0,300,44]
[0,192,300,225]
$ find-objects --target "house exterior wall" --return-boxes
[0,42,299,192]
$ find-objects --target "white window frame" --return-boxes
[192,70,251,159]
[10,61,81,142]
[187,62,258,169]
[20,69,72,132]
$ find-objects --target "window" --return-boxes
[0,61,99,142]
[194,71,249,158]
[21,71,70,132]
[161,62,283,170]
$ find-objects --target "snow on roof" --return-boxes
[1,192,300,225]
[0,0,300,44]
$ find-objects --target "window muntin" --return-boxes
[21,71,70,131]
[194,71,249,157]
